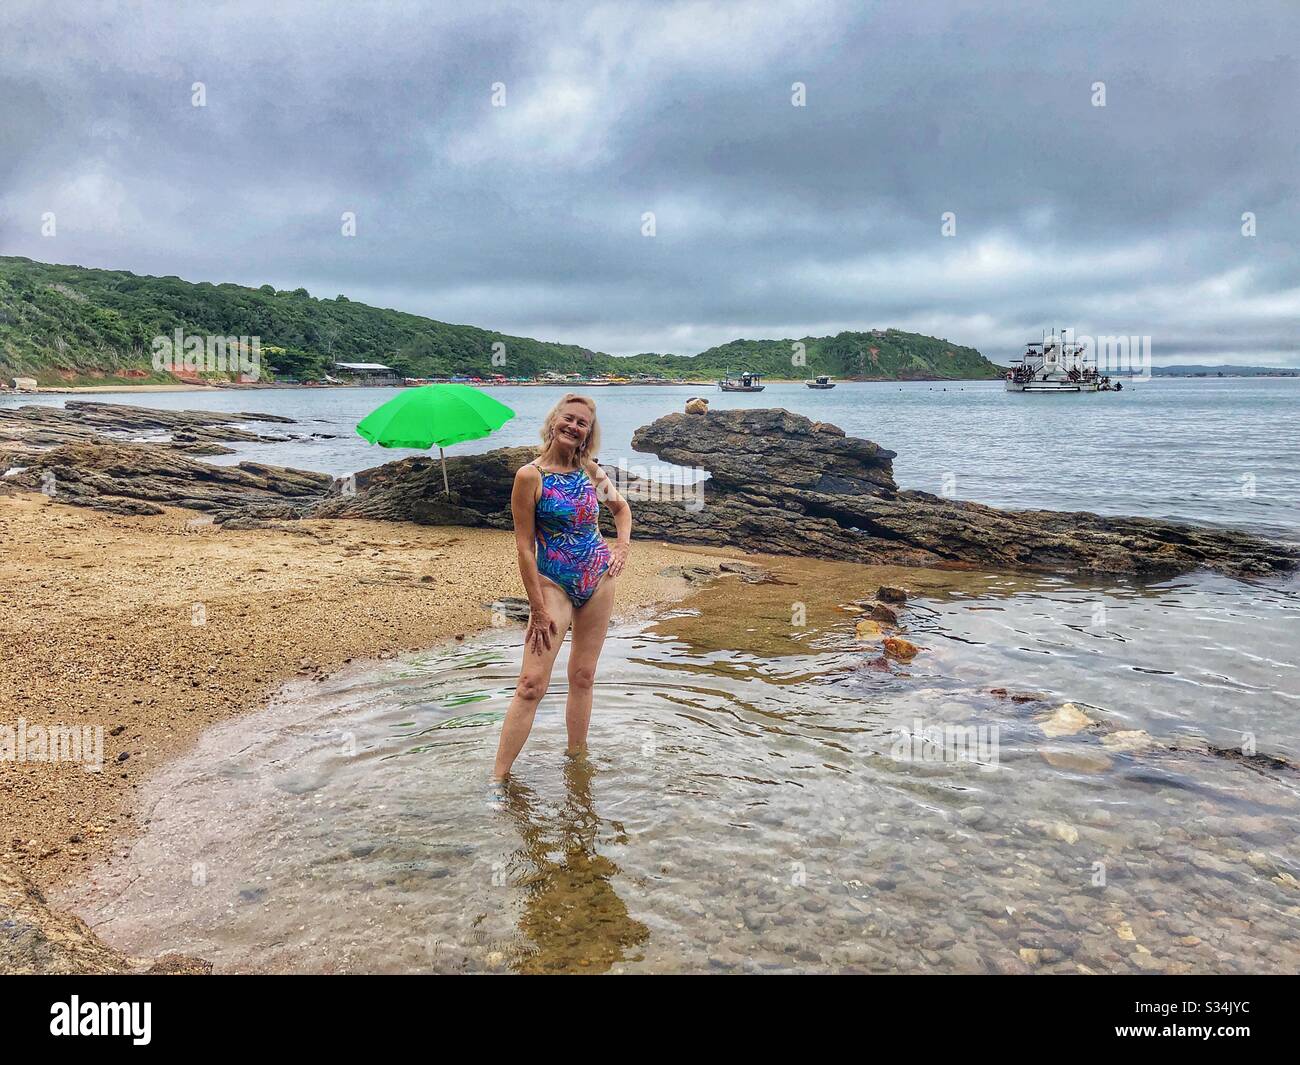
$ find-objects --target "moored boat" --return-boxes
[1005,331,1113,393]
[718,371,765,392]
[806,375,835,389]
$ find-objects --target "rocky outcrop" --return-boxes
[315,407,1296,579]
[311,446,534,528]
[1,440,331,517]
[0,400,301,456]
[0,861,209,974]
[622,409,1295,577]
[4,402,1293,578]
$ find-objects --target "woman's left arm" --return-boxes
[588,460,631,576]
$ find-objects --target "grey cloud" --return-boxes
[1,0,1296,364]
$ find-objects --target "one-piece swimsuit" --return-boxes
[531,461,612,609]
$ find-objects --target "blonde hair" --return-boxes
[539,393,601,465]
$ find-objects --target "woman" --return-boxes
[491,394,631,786]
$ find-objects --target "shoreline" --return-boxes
[0,490,741,898]
[4,375,1005,395]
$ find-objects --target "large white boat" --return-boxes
[1005,331,1120,393]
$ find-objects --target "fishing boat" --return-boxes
[1005,331,1115,393]
[718,371,765,392]
[806,375,835,389]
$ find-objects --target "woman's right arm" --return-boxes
[511,465,557,653]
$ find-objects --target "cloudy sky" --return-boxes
[2,0,1296,364]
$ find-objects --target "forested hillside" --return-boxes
[0,257,999,384]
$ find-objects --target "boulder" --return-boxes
[617,408,1297,577]
[0,861,210,974]
[883,636,920,660]
[865,601,900,626]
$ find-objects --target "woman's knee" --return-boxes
[568,664,597,691]
[515,673,548,702]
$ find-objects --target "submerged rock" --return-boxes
[1038,702,1098,738]
[882,636,920,661]
[864,601,900,625]
[0,861,209,974]
[1102,730,1158,754]
[1039,747,1114,773]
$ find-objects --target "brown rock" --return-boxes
[882,636,920,661]
[866,601,899,625]
[0,861,210,974]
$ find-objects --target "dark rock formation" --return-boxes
[0,400,297,456]
[311,446,536,527]
[2,440,331,517]
[315,407,1296,579]
[5,402,1293,579]
[623,409,1296,577]
[0,861,209,974]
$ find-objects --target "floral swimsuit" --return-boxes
[531,461,612,608]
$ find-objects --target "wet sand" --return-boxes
[0,490,736,891]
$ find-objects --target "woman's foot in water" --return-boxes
[487,776,508,811]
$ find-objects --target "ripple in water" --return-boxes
[62,564,1300,973]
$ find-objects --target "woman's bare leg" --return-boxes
[565,573,615,753]
[492,581,573,780]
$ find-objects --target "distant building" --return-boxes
[333,362,400,385]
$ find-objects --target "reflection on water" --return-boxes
[503,760,649,974]
[61,559,1300,973]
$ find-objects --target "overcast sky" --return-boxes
[2,0,1296,364]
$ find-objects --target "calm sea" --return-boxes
[6,377,1298,535]
[23,377,1300,973]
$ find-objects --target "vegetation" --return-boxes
[0,257,1000,384]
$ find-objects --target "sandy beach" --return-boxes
[0,490,732,892]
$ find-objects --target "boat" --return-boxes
[1005,331,1115,393]
[806,375,835,389]
[718,371,765,392]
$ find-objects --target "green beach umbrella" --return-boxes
[355,383,516,496]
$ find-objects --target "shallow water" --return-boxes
[6,377,1298,534]
[63,560,1300,974]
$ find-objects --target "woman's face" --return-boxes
[552,402,592,449]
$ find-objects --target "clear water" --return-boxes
[5,378,1298,534]
[62,561,1300,974]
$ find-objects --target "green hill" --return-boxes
[0,257,999,384]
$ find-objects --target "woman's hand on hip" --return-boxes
[608,540,630,578]
[526,604,558,654]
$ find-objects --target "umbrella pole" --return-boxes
[440,447,450,496]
